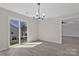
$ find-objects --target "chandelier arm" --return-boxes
[33,3,45,20]
[37,3,40,18]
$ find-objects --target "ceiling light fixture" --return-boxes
[33,3,45,20]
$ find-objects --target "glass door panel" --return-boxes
[20,21,27,44]
[10,19,19,45]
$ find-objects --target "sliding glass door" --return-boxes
[10,19,27,46]
[10,19,19,45]
[20,21,27,44]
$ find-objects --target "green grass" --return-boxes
[10,38,27,45]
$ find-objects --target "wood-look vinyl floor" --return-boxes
[0,36,79,56]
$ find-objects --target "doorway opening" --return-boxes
[9,19,27,46]
[62,19,79,45]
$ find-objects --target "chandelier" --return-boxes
[33,3,45,20]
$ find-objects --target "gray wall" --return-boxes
[0,12,8,51]
[63,23,79,37]
[39,17,62,44]
[0,7,38,51]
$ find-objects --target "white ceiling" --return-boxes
[0,3,79,18]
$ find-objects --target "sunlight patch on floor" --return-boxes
[10,42,43,48]
[59,48,78,55]
[64,48,78,54]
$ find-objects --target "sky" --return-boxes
[10,19,19,28]
[10,19,26,28]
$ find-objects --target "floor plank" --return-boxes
[0,37,79,56]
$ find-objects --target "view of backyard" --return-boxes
[10,19,27,45]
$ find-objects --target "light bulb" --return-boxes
[36,12,38,15]
[33,15,35,17]
[42,13,45,16]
